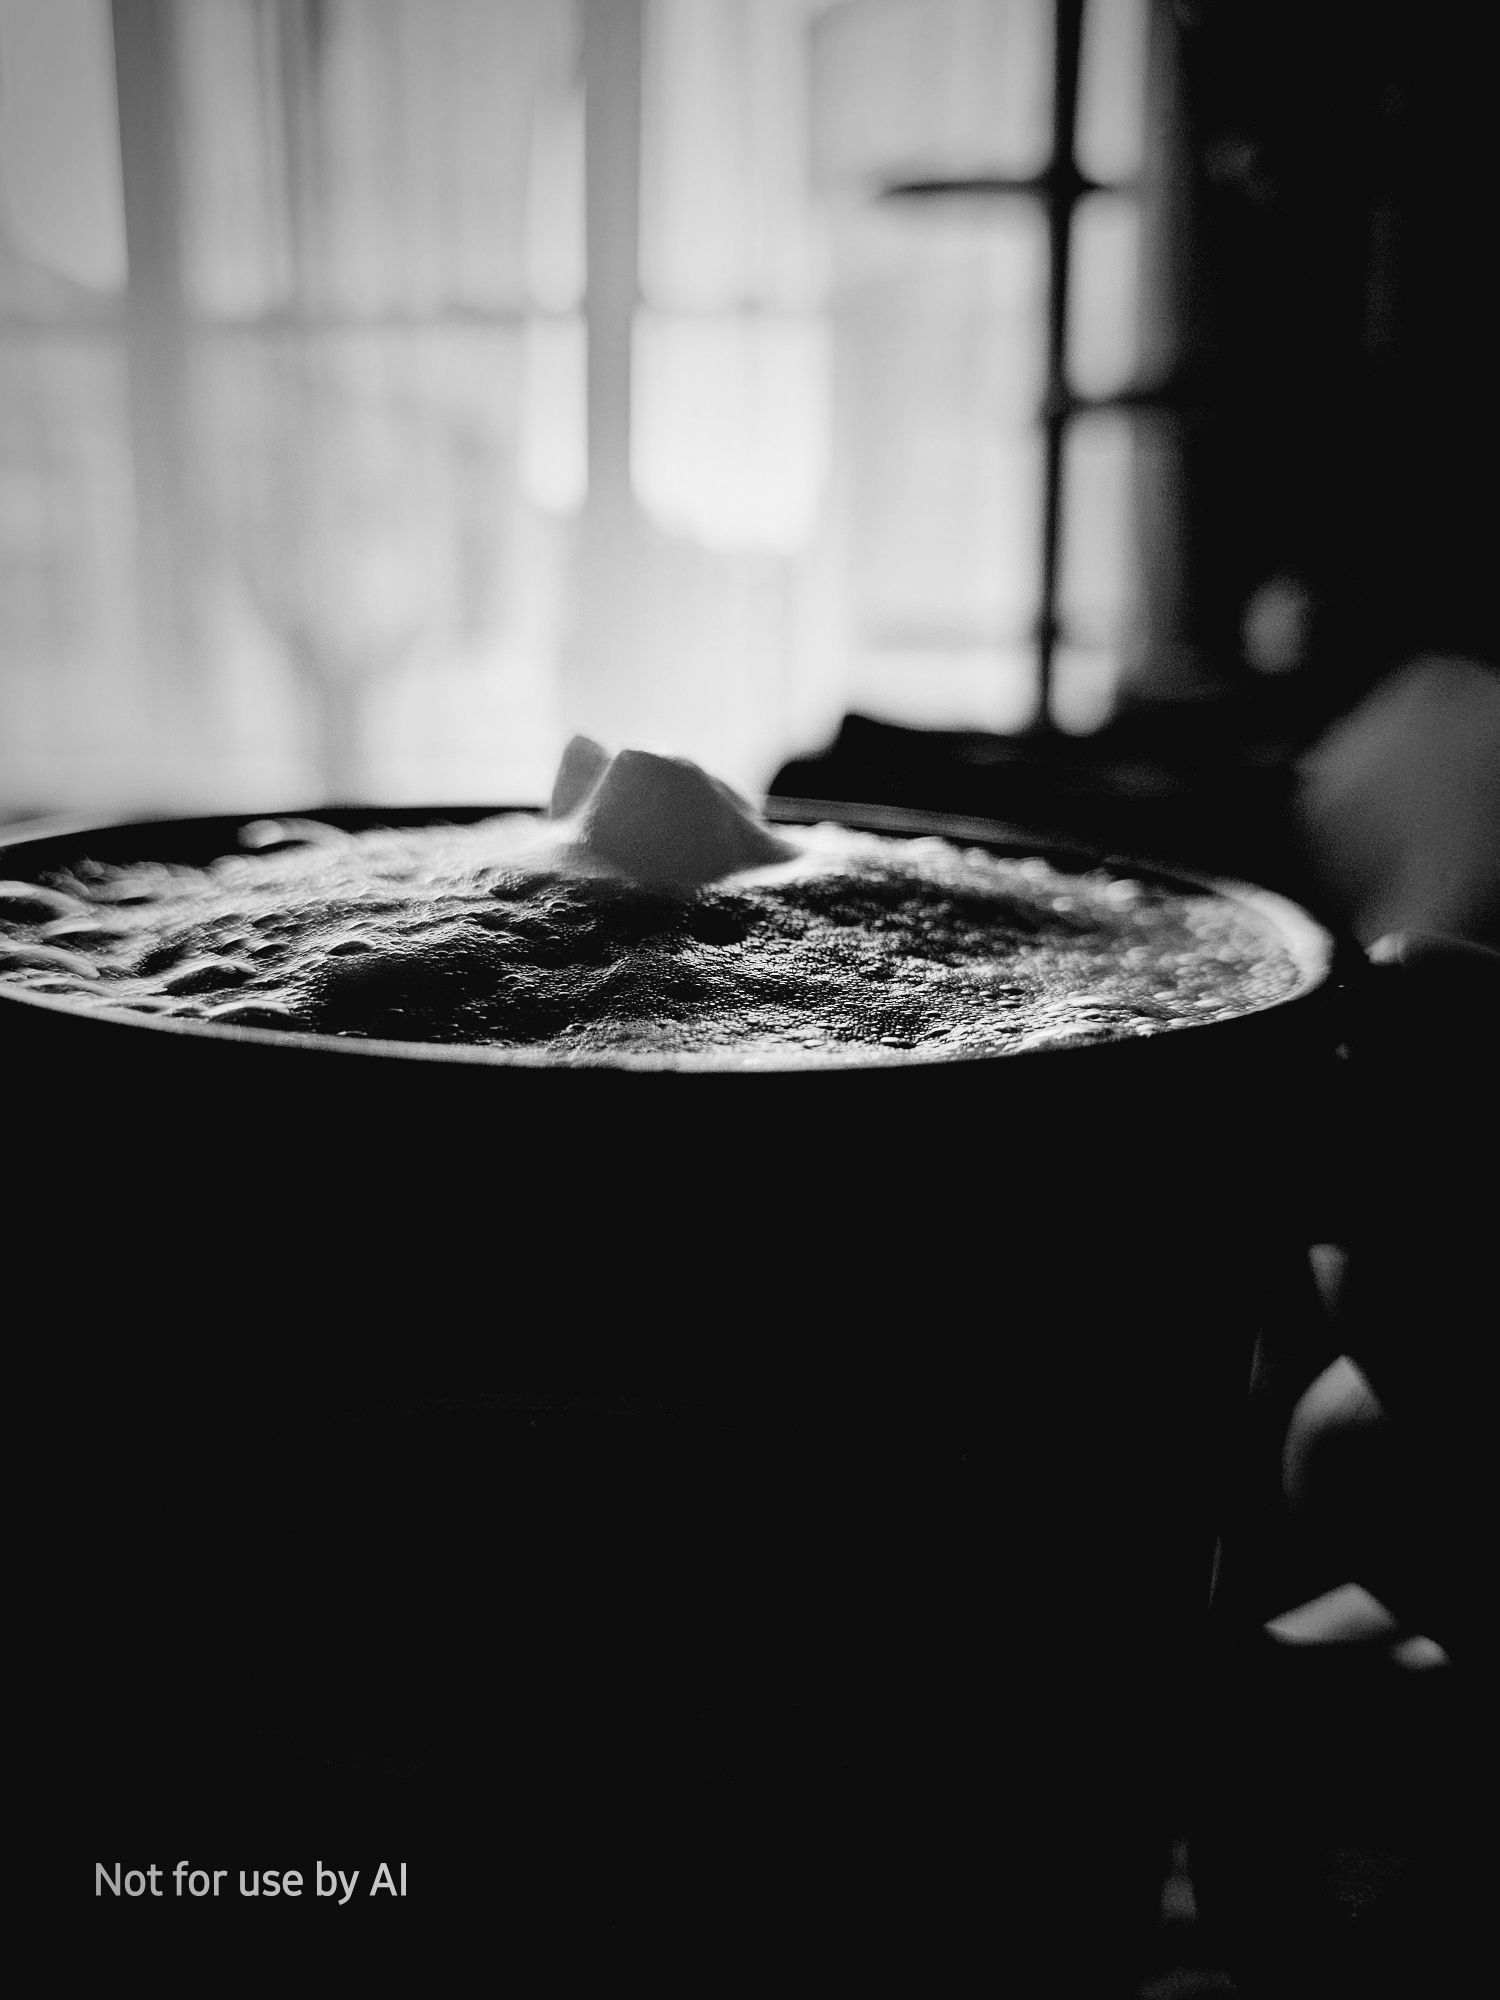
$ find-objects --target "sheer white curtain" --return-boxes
[0,0,836,810]
[0,0,1151,816]
[558,0,839,784]
[1,0,584,809]
[176,0,583,803]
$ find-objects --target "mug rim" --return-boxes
[0,795,1338,1075]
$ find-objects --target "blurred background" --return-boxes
[0,0,1494,890]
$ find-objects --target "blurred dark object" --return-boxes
[1330,927,1497,1619]
[771,700,1322,899]
[1190,1618,1484,1999]
[774,652,1498,941]
[1151,0,1500,703]
[1187,932,1498,1993]
[1296,657,1500,950]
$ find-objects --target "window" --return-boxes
[0,0,1156,815]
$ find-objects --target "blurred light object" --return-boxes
[206,333,487,798]
[559,0,836,793]
[1060,409,1132,650]
[844,641,1039,733]
[834,200,1047,656]
[1051,644,1118,735]
[176,0,575,318]
[1298,655,1500,946]
[633,0,827,553]
[642,0,821,312]
[1242,573,1316,676]
[519,315,587,515]
[1074,0,1149,186]
[0,339,139,743]
[633,313,829,551]
[524,55,586,313]
[1068,193,1140,401]
[0,0,126,291]
[170,0,291,318]
[811,0,1053,190]
[0,0,142,815]
[835,196,1047,422]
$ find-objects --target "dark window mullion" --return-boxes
[1036,0,1087,732]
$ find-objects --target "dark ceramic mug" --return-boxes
[9,800,1342,1976]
